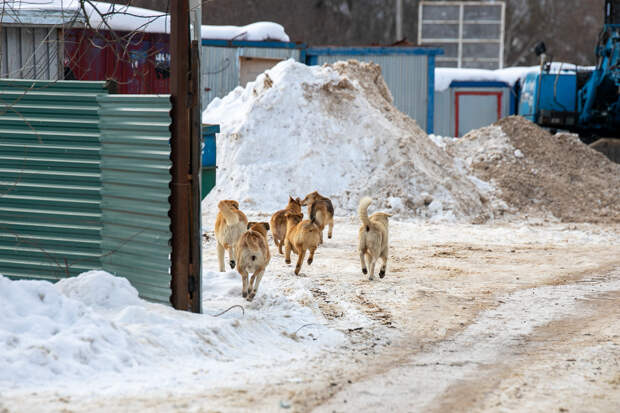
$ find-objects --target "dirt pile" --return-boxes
[447,116,620,223]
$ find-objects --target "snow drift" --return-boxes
[202,59,495,222]
[0,271,342,390]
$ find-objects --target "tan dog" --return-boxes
[215,200,248,272]
[358,197,391,280]
[301,191,334,244]
[270,196,302,254]
[235,222,270,301]
[284,211,321,275]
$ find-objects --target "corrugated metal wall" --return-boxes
[312,53,429,131]
[0,79,107,281]
[97,95,173,303]
[0,26,61,80]
[201,45,302,110]
[433,83,512,137]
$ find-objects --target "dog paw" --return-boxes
[295,267,301,275]
[379,270,386,278]
[368,275,374,281]
[362,268,367,275]
[247,293,255,302]
[229,260,236,269]
[242,291,248,298]
[285,259,291,264]
[307,258,313,265]
[328,234,332,239]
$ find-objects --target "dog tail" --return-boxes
[218,201,239,225]
[358,197,372,231]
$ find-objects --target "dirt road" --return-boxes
[3,219,619,412]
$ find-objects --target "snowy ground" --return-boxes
[2,218,619,412]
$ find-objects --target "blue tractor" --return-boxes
[518,0,620,145]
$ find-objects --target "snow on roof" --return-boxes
[1,0,290,42]
[435,63,594,92]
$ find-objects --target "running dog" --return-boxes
[214,200,248,272]
[270,196,302,254]
[358,196,391,280]
[235,222,271,301]
[284,211,321,275]
[301,191,334,244]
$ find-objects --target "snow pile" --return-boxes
[0,271,342,390]
[202,59,495,222]
[3,1,290,41]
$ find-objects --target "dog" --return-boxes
[214,200,248,272]
[270,196,302,254]
[235,222,271,301]
[358,196,391,280]
[284,211,321,275]
[301,191,334,244]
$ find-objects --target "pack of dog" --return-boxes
[212,192,391,300]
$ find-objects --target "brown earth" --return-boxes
[453,116,620,223]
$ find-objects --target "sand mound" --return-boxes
[447,116,620,223]
[202,59,494,222]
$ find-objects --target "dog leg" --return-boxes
[360,249,367,275]
[379,251,388,279]
[248,271,257,301]
[239,268,249,298]
[228,246,236,269]
[307,247,316,265]
[276,237,284,255]
[285,240,292,264]
[217,243,226,272]
[319,229,324,245]
[295,248,306,275]
[328,218,334,239]
[368,256,377,281]
[248,269,265,301]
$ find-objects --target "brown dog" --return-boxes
[235,222,271,301]
[214,200,248,272]
[301,191,334,244]
[270,196,302,254]
[358,196,391,280]
[284,211,321,275]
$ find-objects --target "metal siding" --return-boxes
[0,27,59,80]
[97,95,173,304]
[0,80,107,281]
[433,88,452,136]
[315,54,429,131]
[201,46,301,110]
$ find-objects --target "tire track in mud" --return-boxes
[314,268,620,413]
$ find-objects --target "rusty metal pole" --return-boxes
[170,0,191,311]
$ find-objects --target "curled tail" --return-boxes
[358,196,372,231]
[218,201,239,225]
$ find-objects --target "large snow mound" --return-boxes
[0,271,342,390]
[202,59,496,222]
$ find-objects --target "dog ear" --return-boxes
[262,222,270,231]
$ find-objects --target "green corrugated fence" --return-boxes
[0,80,178,305]
[0,80,107,281]
[98,95,173,303]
